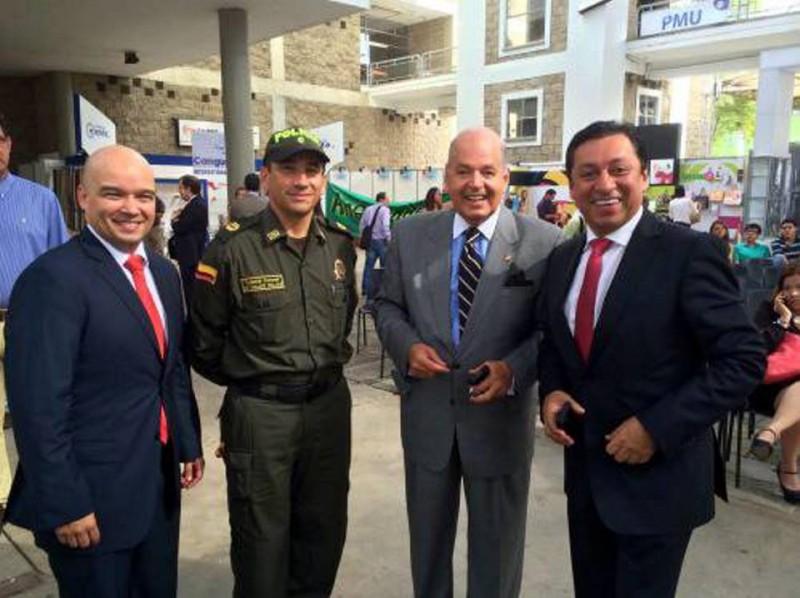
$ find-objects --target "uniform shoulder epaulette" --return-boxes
[322,218,354,239]
[213,214,262,243]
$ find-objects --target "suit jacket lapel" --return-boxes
[148,249,180,370]
[79,229,163,360]
[551,235,586,373]
[590,213,660,365]
[424,212,456,358]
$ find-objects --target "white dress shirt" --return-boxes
[564,208,644,334]
[87,225,168,330]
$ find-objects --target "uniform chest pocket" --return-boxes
[241,288,290,311]
[329,282,349,338]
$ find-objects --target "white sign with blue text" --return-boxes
[75,94,117,155]
[640,0,730,37]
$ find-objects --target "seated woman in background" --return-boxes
[709,219,733,262]
[749,260,800,503]
[424,186,443,212]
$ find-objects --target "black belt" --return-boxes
[235,367,343,403]
[0,309,6,322]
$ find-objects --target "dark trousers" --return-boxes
[46,447,180,598]
[404,442,531,598]
[222,377,352,598]
[567,495,692,598]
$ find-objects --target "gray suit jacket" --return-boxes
[377,207,561,477]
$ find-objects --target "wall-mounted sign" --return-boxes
[176,119,260,152]
[640,0,730,37]
[74,94,117,155]
[311,121,345,166]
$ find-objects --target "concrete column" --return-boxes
[456,0,484,130]
[52,72,76,157]
[218,8,253,200]
[563,0,629,157]
[668,77,691,158]
[270,37,287,132]
[753,48,798,157]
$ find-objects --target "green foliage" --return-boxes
[711,92,756,157]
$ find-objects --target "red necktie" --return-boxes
[124,255,169,444]
[574,238,612,362]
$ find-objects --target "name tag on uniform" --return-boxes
[240,275,285,293]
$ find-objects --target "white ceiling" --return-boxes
[363,0,455,27]
[0,0,368,77]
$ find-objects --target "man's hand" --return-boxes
[605,416,656,464]
[541,390,585,447]
[469,361,513,403]
[55,513,101,549]
[181,457,205,489]
[407,343,450,379]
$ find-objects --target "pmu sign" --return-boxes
[640,0,730,37]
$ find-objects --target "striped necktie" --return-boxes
[457,227,483,336]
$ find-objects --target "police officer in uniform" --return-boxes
[190,128,357,597]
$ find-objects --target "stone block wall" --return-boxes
[407,17,453,55]
[284,16,361,91]
[485,0,568,66]
[684,75,715,158]
[188,40,271,79]
[0,77,41,168]
[286,99,452,169]
[484,73,565,164]
[72,73,272,157]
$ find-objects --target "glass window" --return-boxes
[504,0,547,49]
[637,89,662,126]
[503,92,542,144]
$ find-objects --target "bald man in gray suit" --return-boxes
[377,127,561,597]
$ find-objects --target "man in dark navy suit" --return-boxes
[169,174,208,307]
[538,121,763,598]
[3,145,204,597]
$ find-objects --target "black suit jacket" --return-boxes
[4,229,202,554]
[538,212,764,535]
[169,195,209,269]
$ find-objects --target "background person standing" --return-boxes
[359,191,391,303]
[0,112,70,518]
[168,174,208,306]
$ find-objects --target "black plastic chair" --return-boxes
[355,268,388,378]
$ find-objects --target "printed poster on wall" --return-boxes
[192,129,228,232]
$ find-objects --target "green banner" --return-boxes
[324,183,428,236]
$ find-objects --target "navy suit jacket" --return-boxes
[169,195,209,270]
[538,212,764,535]
[3,229,202,554]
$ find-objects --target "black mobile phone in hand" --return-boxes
[468,365,490,386]
[555,403,572,429]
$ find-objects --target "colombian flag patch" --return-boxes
[195,263,218,284]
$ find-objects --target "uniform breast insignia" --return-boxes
[196,263,218,285]
[240,274,286,294]
[225,222,241,232]
[266,229,282,242]
[333,259,346,282]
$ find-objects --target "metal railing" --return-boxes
[363,47,457,87]
[637,0,800,38]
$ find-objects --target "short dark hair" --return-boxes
[744,222,762,234]
[781,218,797,227]
[244,173,260,192]
[674,185,685,197]
[565,121,647,179]
[376,191,387,202]
[179,174,201,195]
[544,188,556,197]
[0,112,8,138]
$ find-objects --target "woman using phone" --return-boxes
[749,261,800,503]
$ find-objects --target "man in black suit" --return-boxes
[4,145,204,597]
[538,121,764,598]
[169,174,208,306]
